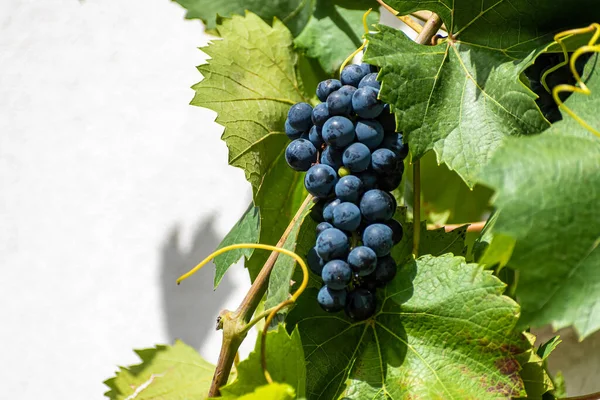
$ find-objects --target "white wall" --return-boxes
[0,1,254,398]
[1,1,599,399]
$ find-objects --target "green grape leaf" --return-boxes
[214,205,260,287]
[191,12,310,280]
[172,0,313,37]
[405,151,493,225]
[221,325,306,398]
[221,383,296,400]
[103,341,214,399]
[514,333,554,400]
[265,204,315,310]
[294,0,379,74]
[478,55,600,338]
[365,1,600,186]
[287,254,534,400]
[536,336,561,362]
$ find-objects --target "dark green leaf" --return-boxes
[287,254,533,399]
[478,55,600,338]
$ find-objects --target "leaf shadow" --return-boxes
[160,217,235,351]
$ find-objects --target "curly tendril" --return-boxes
[176,243,309,384]
[541,23,600,138]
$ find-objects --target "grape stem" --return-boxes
[427,221,486,233]
[411,13,443,258]
[207,194,314,397]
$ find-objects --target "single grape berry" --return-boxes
[316,79,342,102]
[322,259,352,290]
[381,133,409,159]
[285,119,304,140]
[343,142,372,173]
[316,227,350,261]
[377,104,396,133]
[384,219,403,244]
[358,73,381,90]
[322,198,342,223]
[341,64,368,87]
[307,246,325,276]
[356,170,378,191]
[285,139,317,171]
[335,175,363,203]
[355,119,384,150]
[316,222,333,235]
[308,125,324,149]
[317,285,347,312]
[359,62,377,75]
[352,86,384,118]
[360,189,395,222]
[287,102,313,130]
[345,288,376,320]
[320,146,343,170]
[322,116,356,149]
[347,246,377,276]
[332,202,362,232]
[371,148,399,174]
[327,86,355,115]
[374,255,397,287]
[378,171,403,192]
[304,164,338,198]
[311,102,330,127]
[362,223,393,256]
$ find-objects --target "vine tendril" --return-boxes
[176,243,309,384]
[541,23,600,138]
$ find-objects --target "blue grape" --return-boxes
[345,288,376,320]
[287,102,313,130]
[360,189,395,222]
[316,228,350,261]
[307,246,325,276]
[322,259,352,290]
[381,133,409,159]
[327,85,356,115]
[322,116,355,149]
[352,86,384,118]
[320,146,344,170]
[378,171,403,191]
[371,148,399,174]
[341,64,368,87]
[347,246,377,276]
[358,73,381,90]
[316,79,342,102]
[335,175,363,203]
[317,285,347,312]
[304,164,338,198]
[285,119,304,140]
[384,219,403,244]
[308,125,324,149]
[343,143,371,173]
[311,102,330,127]
[355,119,384,150]
[322,198,342,223]
[316,221,334,235]
[285,139,317,171]
[332,202,361,231]
[362,223,393,256]
[356,170,378,191]
[374,255,396,287]
[377,104,396,133]
[359,63,377,75]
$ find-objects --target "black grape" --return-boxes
[355,119,384,150]
[285,119,304,140]
[316,227,350,261]
[358,73,380,90]
[371,148,399,174]
[318,286,347,312]
[335,175,363,203]
[285,139,317,171]
[311,102,330,127]
[352,86,384,118]
[322,116,356,148]
[359,189,395,222]
[307,246,325,276]
[347,246,377,276]
[322,198,342,223]
[304,164,338,198]
[373,255,397,287]
[321,259,352,290]
[384,219,403,244]
[320,146,344,170]
[362,223,393,256]
[308,125,324,149]
[316,222,334,235]
[287,102,313,130]
[345,288,376,320]
[316,79,342,102]
[332,202,362,231]
[327,86,356,115]
[341,64,368,87]
[343,142,372,172]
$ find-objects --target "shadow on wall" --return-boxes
[160,217,234,350]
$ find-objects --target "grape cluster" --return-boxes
[284,63,407,321]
